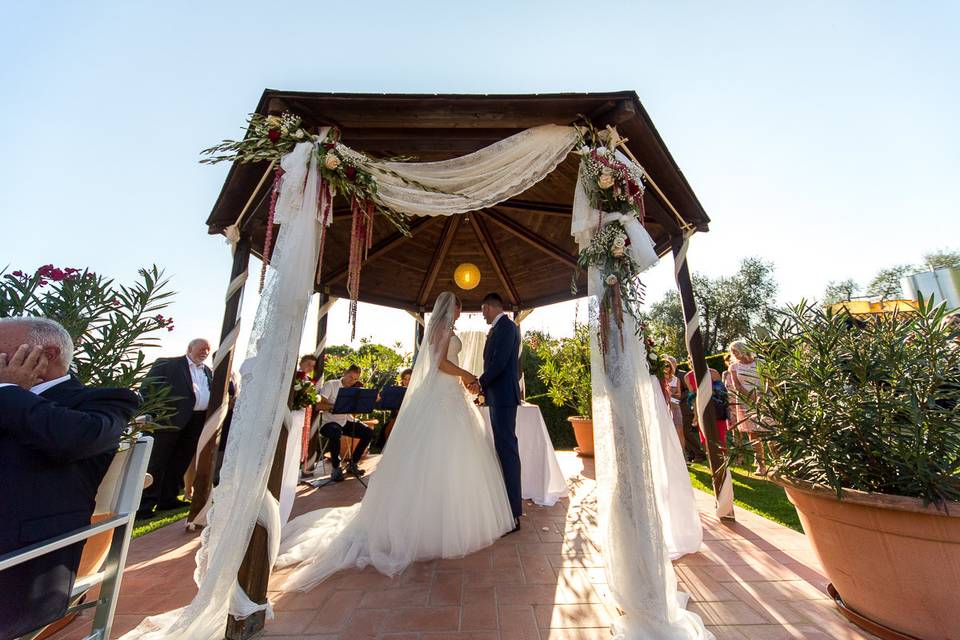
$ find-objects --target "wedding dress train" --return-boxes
[275,295,514,590]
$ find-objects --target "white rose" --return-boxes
[612,245,625,258]
[292,128,306,140]
[324,153,341,170]
[598,173,615,190]
[605,274,618,286]
[648,353,659,363]
[265,115,282,128]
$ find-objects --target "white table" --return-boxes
[481,404,569,507]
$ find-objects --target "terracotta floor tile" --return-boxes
[498,604,541,640]
[461,586,498,631]
[312,589,364,630]
[688,601,771,626]
[359,585,430,608]
[382,606,461,632]
[429,572,465,606]
[520,554,558,584]
[534,603,610,629]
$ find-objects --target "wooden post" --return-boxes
[413,313,425,359]
[672,236,733,519]
[188,238,250,525]
[224,418,288,639]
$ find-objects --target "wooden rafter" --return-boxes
[467,214,519,306]
[482,209,578,268]
[417,216,460,306]
[324,216,436,283]
[497,199,571,215]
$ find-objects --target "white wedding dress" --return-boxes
[276,300,514,590]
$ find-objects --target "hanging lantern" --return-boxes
[454,263,481,290]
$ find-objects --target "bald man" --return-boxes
[137,339,212,518]
[0,317,139,638]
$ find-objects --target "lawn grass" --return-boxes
[132,504,191,539]
[688,462,803,533]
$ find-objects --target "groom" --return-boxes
[474,292,523,531]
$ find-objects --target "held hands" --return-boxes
[0,344,49,389]
[462,374,481,395]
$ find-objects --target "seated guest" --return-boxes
[318,365,372,482]
[0,318,139,639]
[399,367,413,388]
[137,338,212,519]
[375,368,413,450]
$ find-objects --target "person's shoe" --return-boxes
[502,518,521,537]
[135,508,155,521]
[347,462,366,477]
[330,467,345,482]
[157,499,191,511]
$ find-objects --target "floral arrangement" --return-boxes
[643,330,667,379]
[201,113,417,337]
[1,264,178,439]
[571,123,651,366]
[291,370,319,411]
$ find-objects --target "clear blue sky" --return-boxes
[2,1,958,359]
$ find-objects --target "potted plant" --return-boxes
[533,324,594,456]
[746,297,960,640]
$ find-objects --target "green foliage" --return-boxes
[322,338,411,389]
[865,264,913,301]
[922,249,960,271]
[822,278,859,305]
[1,265,178,435]
[521,332,577,449]
[746,296,960,507]
[530,325,592,418]
[644,257,778,358]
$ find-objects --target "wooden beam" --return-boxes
[467,214,519,306]
[225,414,288,638]
[187,238,250,525]
[497,199,571,214]
[324,216,436,283]
[417,216,460,306]
[672,237,731,519]
[482,209,578,268]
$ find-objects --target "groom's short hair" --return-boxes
[482,292,504,308]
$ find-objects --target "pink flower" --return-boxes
[11,270,23,277]
[50,268,66,281]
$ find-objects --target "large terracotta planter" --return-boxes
[773,476,960,640]
[568,416,594,458]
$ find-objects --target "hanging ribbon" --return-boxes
[300,404,312,464]
[258,165,285,293]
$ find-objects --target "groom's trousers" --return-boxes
[489,404,522,519]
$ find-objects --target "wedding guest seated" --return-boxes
[318,365,372,482]
[0,318,139,639]
[399,367,413,387]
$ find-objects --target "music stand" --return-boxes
[377,386,406,411]
[334,387,377,486]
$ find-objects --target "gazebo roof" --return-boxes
[205,90,710,312]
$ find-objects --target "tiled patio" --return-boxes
[52,453,878,639]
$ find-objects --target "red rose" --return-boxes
[344,165,357,180]
[322,142,336,150]
[268,129,281,142]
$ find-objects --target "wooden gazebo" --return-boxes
[193,90,725,638]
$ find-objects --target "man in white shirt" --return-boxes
[317,364,372,482]
[137,338,212,517]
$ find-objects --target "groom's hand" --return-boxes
[467,381,481,395]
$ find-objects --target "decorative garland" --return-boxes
[201,113,416,335]
[571,124,652,366]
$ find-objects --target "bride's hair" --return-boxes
[426,292,460,348]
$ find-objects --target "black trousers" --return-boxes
[141,410,205,511]
[489,404,523,519]
[319,420,373,466]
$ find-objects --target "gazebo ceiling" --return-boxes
[205,91,710,312]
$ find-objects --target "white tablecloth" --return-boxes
[481,404,569,507]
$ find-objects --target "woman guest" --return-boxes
[684,366,729,454]
[662,356,685,450]
[728,340,767,475]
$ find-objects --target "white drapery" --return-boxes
[122,126,708,640]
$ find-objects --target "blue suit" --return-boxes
[479,315,523,519]
[0,377,139,639]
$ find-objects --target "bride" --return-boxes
[276,291,515,590]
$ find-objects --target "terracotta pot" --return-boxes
[773,476,960,640]
[568,416,594,458]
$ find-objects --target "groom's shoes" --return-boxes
[502,518,521,537]
[346,462,366,477]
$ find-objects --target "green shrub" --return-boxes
[747,297,960,507]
